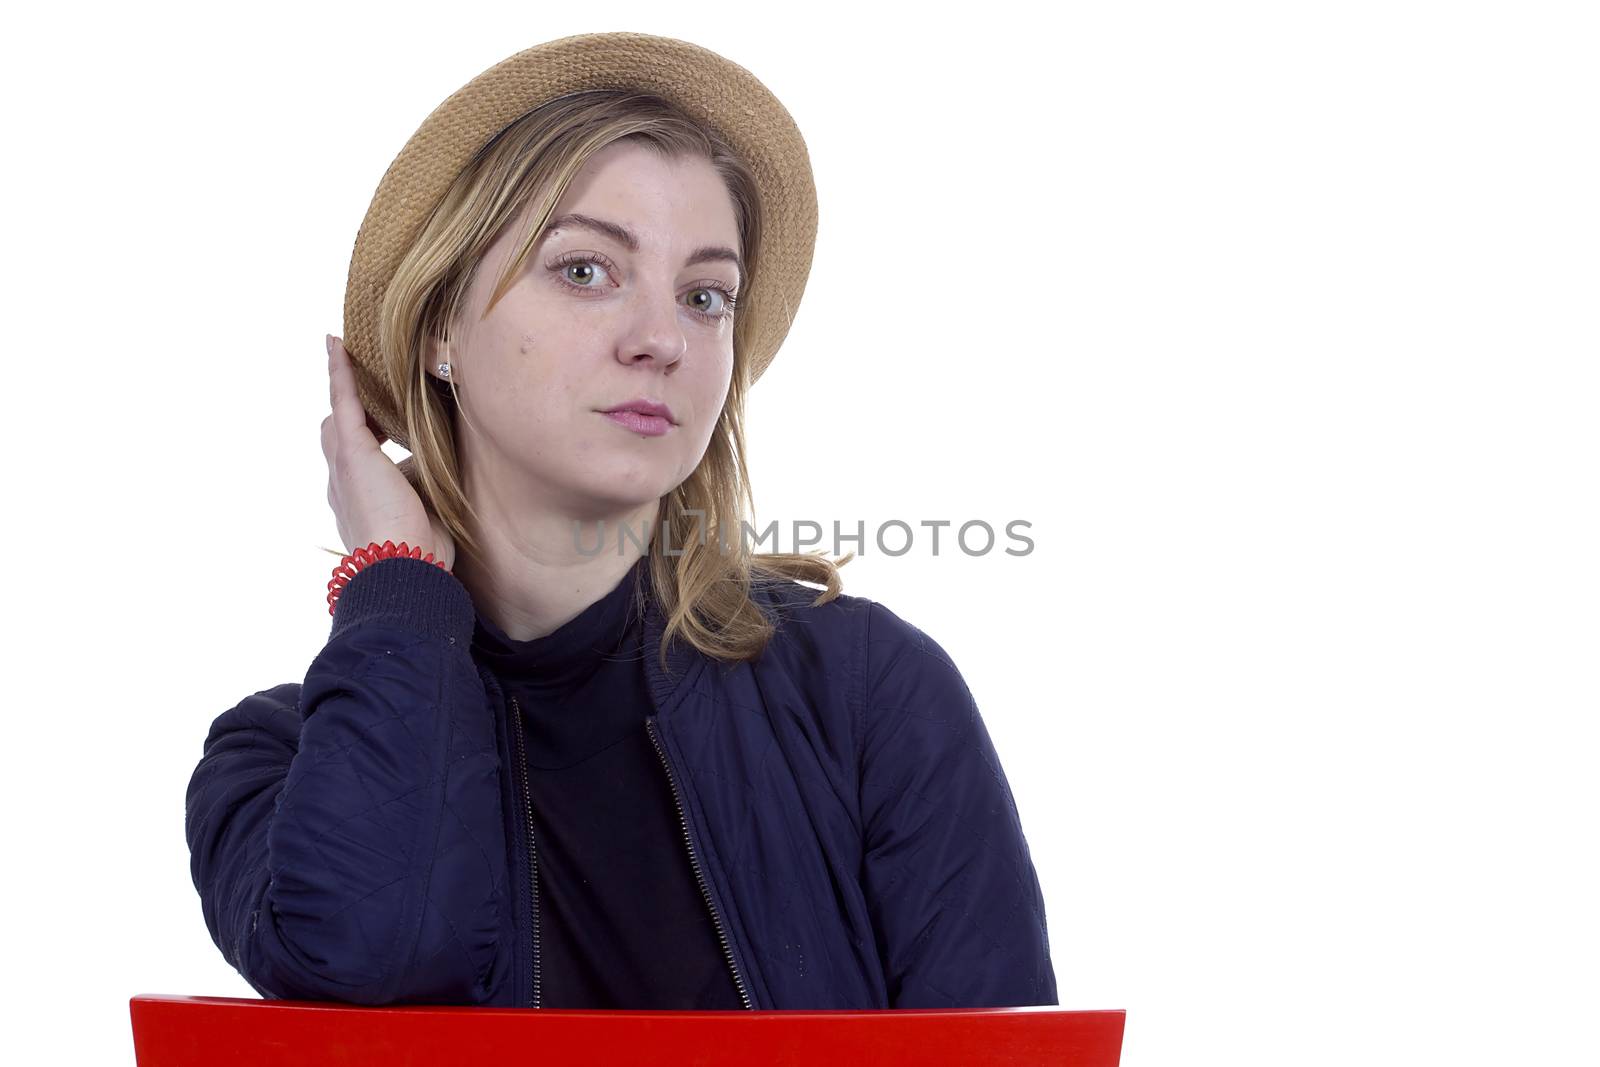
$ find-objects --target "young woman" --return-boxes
[184,31,1056,1011]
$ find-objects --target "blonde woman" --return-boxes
[185,32,1056,1011]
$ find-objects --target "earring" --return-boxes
[437,362,451,379]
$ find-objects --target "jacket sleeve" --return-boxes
[858,600,1059,1008]
[184,557,513,1005]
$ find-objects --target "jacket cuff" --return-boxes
[329,556,476,646]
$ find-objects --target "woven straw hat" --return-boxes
[340,31,818,451]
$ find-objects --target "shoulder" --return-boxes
[746,575,961,697]
[189,684,307,796]
[202,682,304,745]
[747,572,872,656]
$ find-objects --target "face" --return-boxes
[432,140,742,522]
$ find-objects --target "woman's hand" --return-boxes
[322,334,456,570]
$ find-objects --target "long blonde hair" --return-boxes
[348,89,849,666]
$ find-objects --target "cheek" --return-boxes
[698,348,735,411]
[688,373,731,451]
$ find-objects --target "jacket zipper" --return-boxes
[507,694,753,1010]
[646,716,755,1010]
[508,696,541,1008]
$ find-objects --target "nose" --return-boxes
[615,286,689,371]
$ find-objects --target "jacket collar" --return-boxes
[473,561,703,722]
[476,563,764,722]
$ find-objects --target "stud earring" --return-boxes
[437,362,451,379]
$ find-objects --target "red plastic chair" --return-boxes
[130,994,1125,1065]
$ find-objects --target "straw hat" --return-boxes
[340,31,818,450]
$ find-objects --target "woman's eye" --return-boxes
[686,287,731,318]
[560,260,611,287]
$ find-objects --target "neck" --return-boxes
[453,492,661,644]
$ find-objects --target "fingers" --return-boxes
[326,334,363,441]
[325,334,390,446]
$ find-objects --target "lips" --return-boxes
[601,398,676,424]
[599,409,673,436]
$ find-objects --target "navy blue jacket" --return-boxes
[185,555,1058,1009]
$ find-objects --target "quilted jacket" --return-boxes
[184,555,1058,1009]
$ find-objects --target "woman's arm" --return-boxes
[184,557,513,1005]
[858,599,1059,1008]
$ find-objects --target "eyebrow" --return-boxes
[541,212,744,287]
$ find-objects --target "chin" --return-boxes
[573,471,673,515]
[550,441,695,515]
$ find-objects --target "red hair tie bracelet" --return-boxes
[327,540,450,616]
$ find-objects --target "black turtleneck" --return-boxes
[470,556,745,1010]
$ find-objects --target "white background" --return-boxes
[3,2,1595,1064]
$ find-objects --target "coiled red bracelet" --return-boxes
[327,540,450,616]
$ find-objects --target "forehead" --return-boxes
[546,143,738,241]
[572,138,720,189]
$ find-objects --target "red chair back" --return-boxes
[130,994,1125,1066]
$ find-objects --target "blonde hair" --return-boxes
[340,89,849,666]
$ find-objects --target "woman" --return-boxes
[184,31,1056,1011]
